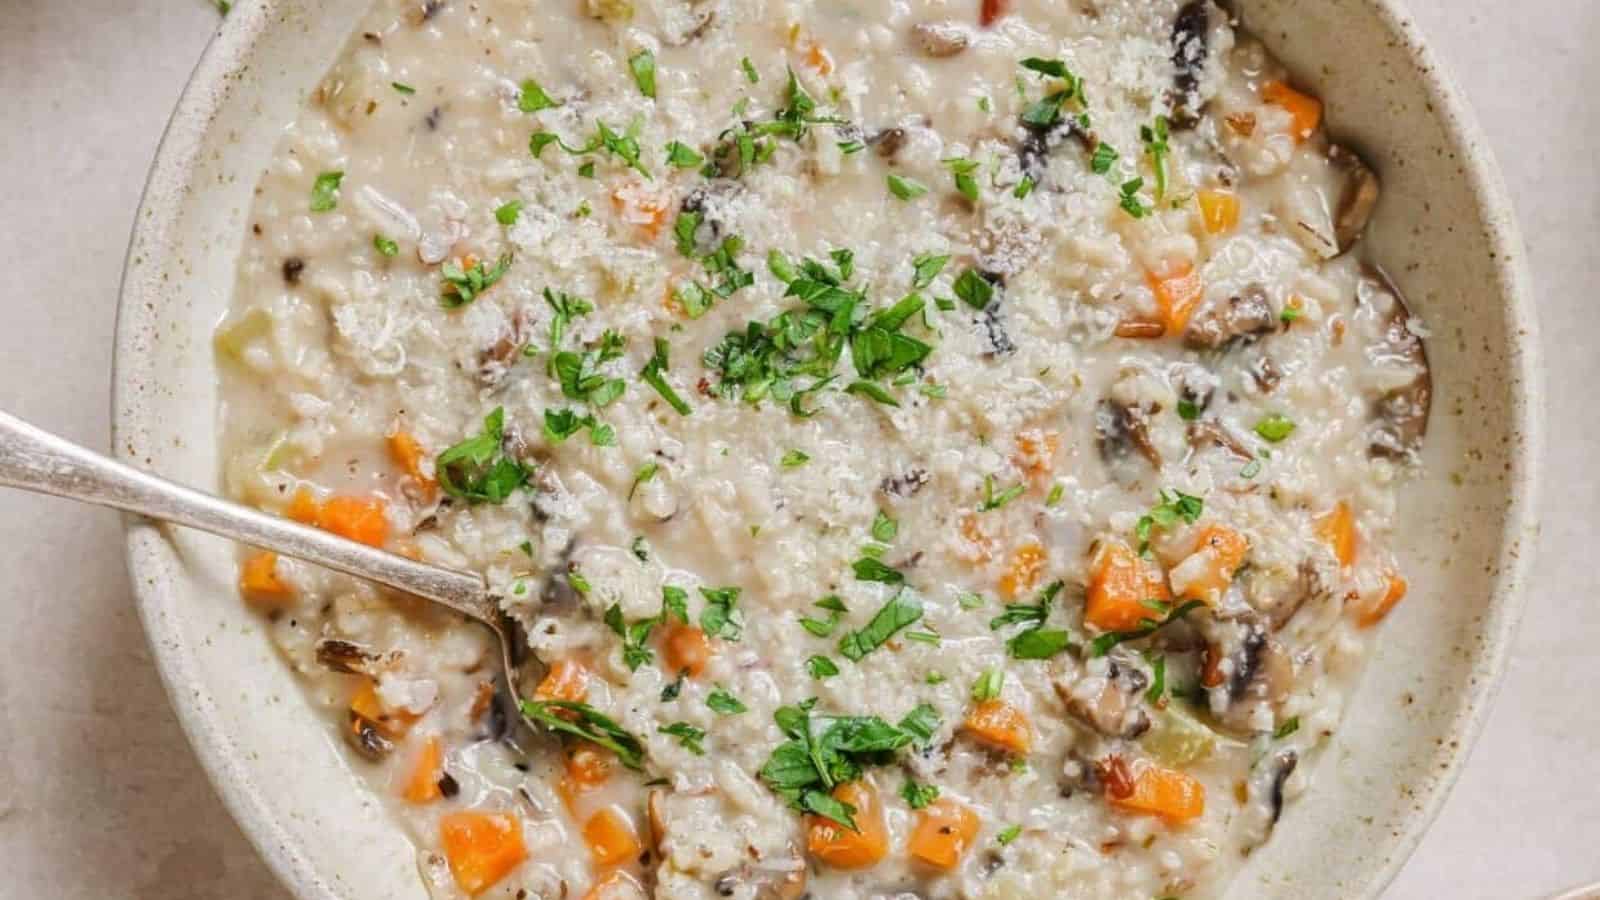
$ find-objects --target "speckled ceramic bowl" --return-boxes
[111,1,1542,897]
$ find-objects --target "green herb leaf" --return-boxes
[1091,142,1119,175]
[1145,652,1167,704]
[1013,175,1036,199]
[972,667,1004,702]
[391,81,415,95]
[699,586,744,641]
[495,200,523,225]
[870,511,898,543]
[781,449,811,468]
[978,474,1026,512]
[807,655,840,679]
[660,721,706,754]
[887,174,929,201]
[953,268,995,310]
[1008,628,1072,659]
[628,461,659,501]
[898,703,941,743]
[911,253,950,289]
[1274,716,1301,740]
[707,685,747,715]
[1254,414,1296,443]
[628,49,657,98]
[309,171,344,213]
[1045,483,1065,506]
[435,408,531,504]
[519,78,558,113]
[1089,599,1206,657]
[996,824,1022,845]
[440,253,512,308]
[851,557,904,585]
[520,700,645,769]
[1140,116,1171,200]
[838,590,923,661]
[741,56,760,84]
[373,234,399,257]
[1177,398,1201,421]
[1134,489,1205,552]
[665,141,704,168]
[641,337,692,415]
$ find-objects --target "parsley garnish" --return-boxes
[887,174,929,201]
[1141,116,1171,200]
[628,49,657,98]
[978,474,1026,511]
[1045,483,1065,506]
[1013,175,1036,199]
[800,595,848,638]
[664,141,703,168]
[1135,489,1204,553]
[996,824,1023,845]
[660,721,706,754]
[552,331,628,407]
[757,699,927,830]
[972,667,1004,701]
[435,408,531,504]
[870,511,898,543]
[953,268,995,310]
[901,780,940,810]
[1088,599,1206,657]
[1090,142,1119,175]
[520,700,644,770]
[1274,716,1301,740]
[440,254,512,308]
[838,590,923,661]
[1017,57,1087,128]
[781,449,811,468]
[807,655,840,679]
[309,171,343,212]
[707,685,747,715]
[640,337,692,415]
[519,78,558,113]
[1119,177,1150,218]
[741,56,760,84]
[1177,398,1201,421]
[911,253,950,289]
[372,234,399,257]
[699,586,744,641]
[851,557,904,584]
[627,462,659,501]
[1145,652,1167,703]
[943,157,981,202]
[391,81,415,95]
[1255,414,1296,443]
[604,603,658,671]
[495,200,523,225]
[543,408,614,446]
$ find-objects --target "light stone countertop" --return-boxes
[0,1,1593,897]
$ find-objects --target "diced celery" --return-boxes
[1143,705,1220,767]
[214,308,273,362]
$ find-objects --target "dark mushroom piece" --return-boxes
[315,638,382,674]
[1186,420,1253,461]
[1169,1,1211,129]
[711,864,808,900]
[869,126,910,162]
[1356,270,1431,460]
[1184,285,1275,350]
[1017,117,1090,186]
[1096,397,1162,475]
[912,21,970,57]
[1242,747,1299,849]
[976,303,1017,357]
[478,307,536,389]
[1204,616,1293,733]
[1052,655,1152,739]
[1330,145,1381,253]
[880,467,930,499]
[346,714,395,762]
[1247,355,1283,394]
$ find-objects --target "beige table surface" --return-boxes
[0,1,1594,898]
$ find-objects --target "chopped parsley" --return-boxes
[1119,177,1150,218]
[309,171,343,212]
[1280,305,1303,324]
[1255,414,1297,443]
[372,234,399,257]
[953,268,995,310]
[699,586,744,641]
[1135,489,1204,553]
[1140,115,1171,200]
[1013,174,1036,199]
[1145,652,1167,703]
[990,582,1072,660]
[530,120,651,179]
[838,590,923,661]
[807,655,840,679]
[1089,599,1206,657]
[520,700,644,770]
[707,685,747,715]
[887,174,929,201]
[1274,716,1301,740]
[628,461,659,500]
[435,407,531,504]
[851,556,903,584]
[1045,483,1065,506]
[901,780,940,810]
[495,200,523,225]
[552,330,628,407]
[1177,398,1201,421]
[542,408,614,446]
[1090,142,1119,175]
[978,474,1026,511]
[943,157,981,202]
[757,699,928,830]
[741,56,760,84]
[1017,57,1087,128]
[627,49,657,99]
[391,81,415,95]
[781,449,811,468]
[440,253,512,308]
[604,603,658,671]
[518,78,558,113]
[996,824,1023,845]
[911,253,950,289]
[664,141,704,168]
[870,511,898,543]
[659,721,706,755]
[972,667,1004,702]
[640,338,692,415]
[800,595,849,638]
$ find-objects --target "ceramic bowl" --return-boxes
[112,0,1542,897]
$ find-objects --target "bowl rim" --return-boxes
[110,1,1544,897]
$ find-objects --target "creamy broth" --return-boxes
[216,1,1429,897]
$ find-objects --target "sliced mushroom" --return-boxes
[1186,420,1253,461]
[1330,145,1380,252]
[912,21,971,57]
[1184,285,1275,350]
[1205,616,1293,733]
[880,468,930,499]
[1356,270,1431,460]
[1052,655,1152,739]
[869,126,910,162]
[478,306,536,389]
[976,303,1017,357]
[346,714,394,761]
[1096,398,1162,474]
[1017,118,1089,185]
[712,863,808,900]
[1241,747,1299,849]
[1247,355,1283,394]
[315,638,382,675]
[1169,2,1211,129]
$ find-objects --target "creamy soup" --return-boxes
[215,1,1430,897]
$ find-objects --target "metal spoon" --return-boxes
[0,408,537,729]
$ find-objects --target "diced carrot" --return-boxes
[403,736,444,804]
[239,551,291,605]
[963,699,1032,755]
[1197,189,1240,235]
[583,807,642,867]
[998,542,1047,599]
[387,431,437,495]
[1085,540,1171,632]
[1014,429,1060,477]
[1357,572,1407,628]
[286,486,320,524]
[907,798,980,870]
[534,659,589,703]
[1105,757,1205,825]
[318,495,389,547]
[611,183,671,240]
[1200,645,1225,688]
[662,625,712,677]
[1315,501,1357,568]
[807,781,889,869]
[1147,264,1205,334]
[440,811,528,896]
[1172,525,1249,605]
[805,42,834,75]
[1262,80,1322,142]
[566,744,614,787]
[350,678,418,738]
[583,871,645,900]
[979,0,1010,27]
[957,512,995,563]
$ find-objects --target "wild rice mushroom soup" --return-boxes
[215,0,1430,897]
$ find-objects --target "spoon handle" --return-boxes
[0,408,489,618]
